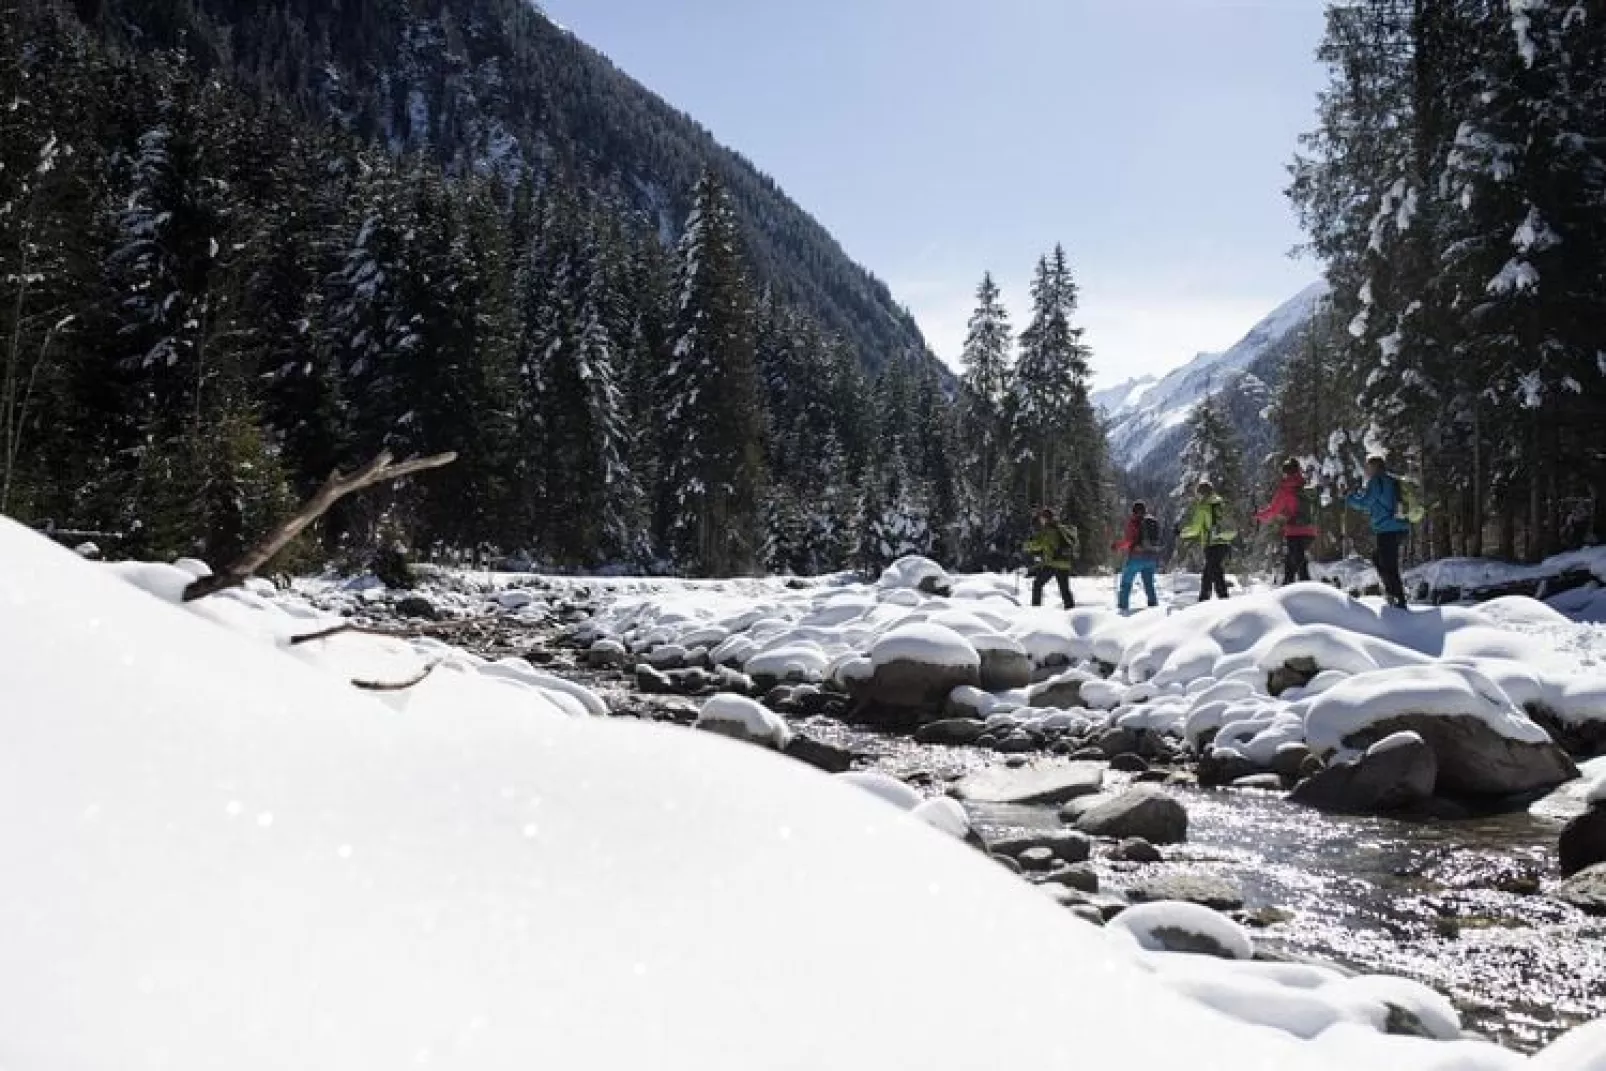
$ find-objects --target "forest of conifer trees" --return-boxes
[1275,0,1606,563]
[0,0,1114,577]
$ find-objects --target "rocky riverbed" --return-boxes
[310,571,1606,1053]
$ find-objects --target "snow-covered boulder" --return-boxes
[970,632,1033,691]
[1290,731,1437,815]
[877,555,953,597]
[1109,901,1253,960]
[695,695,792,749]
[1304,666,1578,796]
[1027,667,1095,709]
[744,642,828,689]
[863,623,981,721]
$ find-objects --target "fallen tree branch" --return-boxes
[287,614,501,646]
[351,661,440,692]
[287,622,363,646]
[183,450,457,602]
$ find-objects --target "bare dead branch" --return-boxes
[287,614,501,646]
[183,450,457,602]
[351,661,440,692]
[287,622,361,646]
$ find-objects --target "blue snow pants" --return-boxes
[1118,559,1158,612]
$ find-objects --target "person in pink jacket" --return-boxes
[1255,458,1319,585]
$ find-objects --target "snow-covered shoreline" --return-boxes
[5,521,1606,1067]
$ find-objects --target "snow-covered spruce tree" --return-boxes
[1438,2,1606,558]
[1175,391,1243,511]
[658,171,765,576]
[957,271,1014,565]
[1009,245,1100,564]
[1291,0,1606,559]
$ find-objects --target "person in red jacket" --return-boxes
[1112,501,1161,612]
[1255,458,1319,585]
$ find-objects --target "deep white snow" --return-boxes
[6,523,1606,1067]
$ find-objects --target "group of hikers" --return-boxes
[1023,454,1418,613]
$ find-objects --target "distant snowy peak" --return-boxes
[1104,281,1329,470]
[1092,375,1159,417]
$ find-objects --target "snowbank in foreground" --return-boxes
[0,521,1338,1069]
[11,526,1605,1067]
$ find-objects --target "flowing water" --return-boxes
[796,718,1606,1053]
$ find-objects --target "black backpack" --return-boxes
[1140,515,1161,549]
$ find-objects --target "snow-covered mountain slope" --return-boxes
[1100,282,1329,472]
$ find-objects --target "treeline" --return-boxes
[1282,0,1606,561]
[953,257,1113,570]
[1,3,1112,575]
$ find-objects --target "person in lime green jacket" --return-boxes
[1023,507,1077,608]
[1179,481,1235,602]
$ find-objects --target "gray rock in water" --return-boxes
[1098,726,1140,759]
[1028,673,1089,709]
[993,732,1040,755]
[1231,774,1286,791]
[1113,837,1163,863]
[1076,785,1189,844]
[1340,714,1577,797]
[1058,792,1116,825]
[988,830,1093,864]
[1561,804,1606,878]
[1271,742,1313,780]
[979,647,1034,692]
[953,761,1104,806]
[1554,862,1606,915]
[714,667,756,695]
[1110,752,1149,773]
[395,595,439,620]
[1037,864,1100,893]
[587,639,628,669]
[1125,871,1245,911]
[1071,905,1107,926]
[634,664,675,695]
[866,657,980,720]
[781,734,855,774]
[668,668,717,696]
[915,718,988,746]
[763,685,797,710]
[1018,846,1058,872]
[1198,747,1261,787]
[1291,730,1437,814]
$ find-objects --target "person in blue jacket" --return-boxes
[1345,454,1411,608]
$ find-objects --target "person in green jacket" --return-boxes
[1179,480,1236,602]
[1023,507,1077,608]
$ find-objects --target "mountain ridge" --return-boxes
[93,0,941,378]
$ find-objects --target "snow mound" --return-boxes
[0,519,1358,1070]
[870,622,979,669]
[1109,901,1253,960]
[1303,665,1553,753]
[696,694,792,748]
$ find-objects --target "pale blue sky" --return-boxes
[540,0,1330,387]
